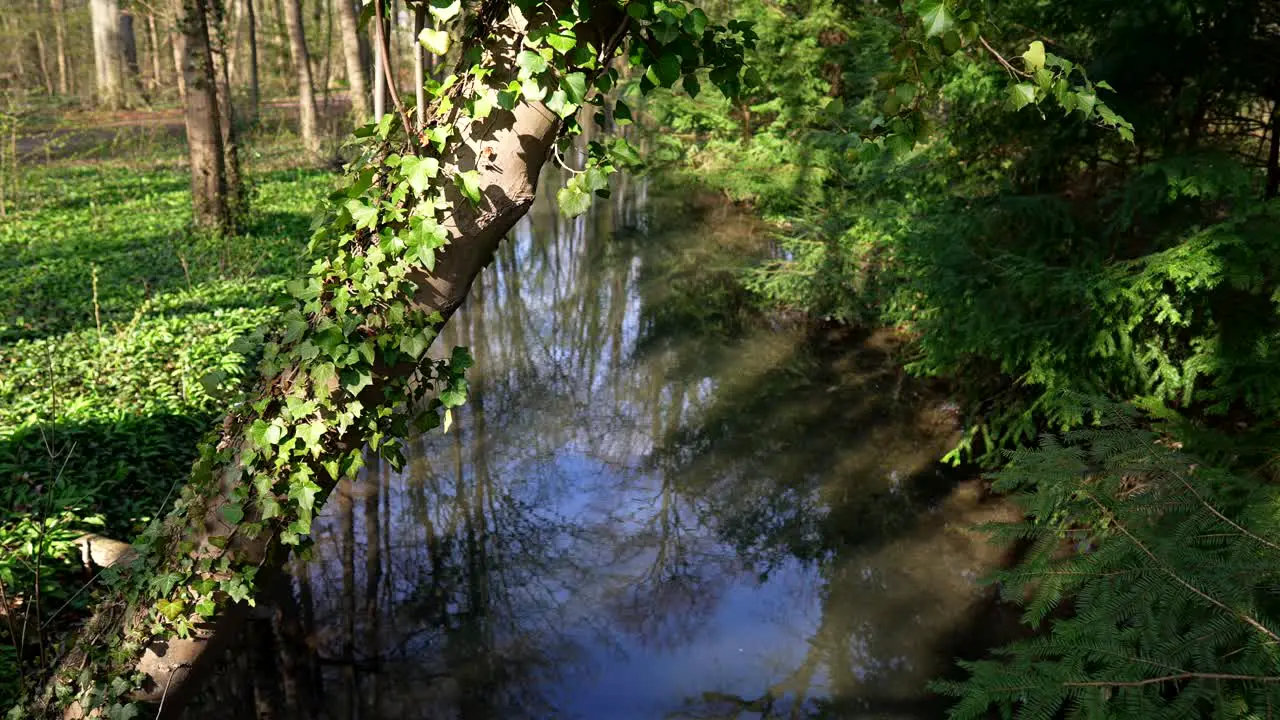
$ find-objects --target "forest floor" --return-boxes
[0,118,338,704]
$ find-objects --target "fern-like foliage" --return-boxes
[933,399,1280,719]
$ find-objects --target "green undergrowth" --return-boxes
[0,146,330,703]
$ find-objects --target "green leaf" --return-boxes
[428,0,460,22]
[557,186,592,218]
[1023,40,1046,72]
[455,170,483,204]
[296,420,327,457]
[546,31,576,54]
[683,8,708,36]
[561,72,588,105]
[651,53,681,88]
[195,597,216,618]
[345,198,379,229]
[288,476,322,511]
[521,77,548,102]
[399,155,440,195]
[157,598,186,621]
[516,50,548,77]
[1010,83,1036,110]
[419,28,451,56]
[545,89,577,118]
[614,99,633,123]
[918,0,956,37]
[1075,91,1097,117]
[219,503,245,526]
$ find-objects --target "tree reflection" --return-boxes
[193,176,1016,720]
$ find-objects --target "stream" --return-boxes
[192,176,1019,720]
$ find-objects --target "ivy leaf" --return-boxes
[521,77,548,102]
[557,185,592,218]
[345,198,379,229]
[428,0,460,23]
[455,171,483,204]
[419,28,451,56]
[918,0,956,37]
[545,89,577,118]
[219,503,245,526]
[296,420,327,458]
[195,597,217,618]
[1010,83,1037,110]
[546,31,576,54]
[561,72,588,105]
[399,155,440,195]
[1023,40,1046,72]
[516,50,548,77]
[288,476,322,511]
[157,598,186,621]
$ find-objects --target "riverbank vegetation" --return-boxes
[1,0,1278,716]
[649,0,1280,716]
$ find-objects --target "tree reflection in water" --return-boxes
[188,176,1019,720]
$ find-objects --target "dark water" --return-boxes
[195,177,1019,719]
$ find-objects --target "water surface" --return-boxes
[198,177,1018,719]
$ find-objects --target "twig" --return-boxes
[1173,469,1280,554]
[0,575,29,691]
[553,142,585,174]
[978,35,1031,78]
[1065,671,1280,688]
[1086,493,1280,645]
[374,0,416,146]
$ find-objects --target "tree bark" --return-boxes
[34,22,55,95]
[180,0,230,231]
[119,9,143,100]
[413,4,425,126]
[335,0,370,121]
[1266,97,1279,201]
[371,0,387,120]
[51,0,71,95]
[147,13,165,91]
[245,0,260,119]
[283,0,320,155]
[208,0,244,218]
[44,5,629,717]
[170,0,189,101]
[90,0,125,108]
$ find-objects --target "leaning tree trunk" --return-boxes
[335,0,370,120]
[180,0,229,231]
[41,3,629,717]
[90,0,125,108]
[282,0,320,155]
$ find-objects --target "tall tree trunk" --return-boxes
[51,0,71,95]
[208,0,243,218]
[34,22,55,95]
[371,0,386,120]
[283,0,320,155]
[335,0,370,120]
[180,0,229,231]
[147,13,165,91]
[245,0,260,120]
[90,0,125,108]
[170,0,189,101]
[120,9,142,99]
[412,3,425,125]
[1267,97,1279,201]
